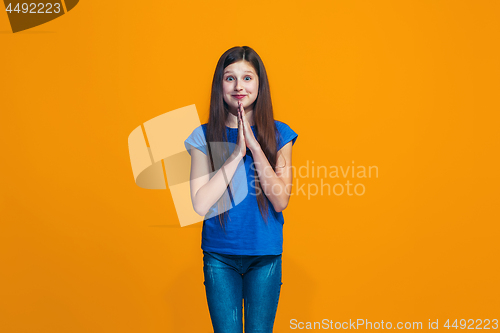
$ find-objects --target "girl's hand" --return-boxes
[238,101,261,152]
[234,104,247,158]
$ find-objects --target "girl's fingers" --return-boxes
[238,110,244,134]
[238,101,243,114]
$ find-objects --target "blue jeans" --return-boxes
[203,250,283,333]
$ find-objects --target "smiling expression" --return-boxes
[222,60,259,114]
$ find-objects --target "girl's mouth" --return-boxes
[233,95,246,99]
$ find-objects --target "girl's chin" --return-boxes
[225,101,244,107]
[224,101,253,112]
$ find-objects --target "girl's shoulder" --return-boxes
[274,119,290,129]
[273,119,298,150]
[184,124,208,155]
[273,119,297,136]
[274,119,297,131]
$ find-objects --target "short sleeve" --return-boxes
[276,121,298,151]
[184,125,208,155]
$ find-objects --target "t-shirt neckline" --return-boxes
[226,125,256,129]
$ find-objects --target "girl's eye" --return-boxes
[225,76,252,81]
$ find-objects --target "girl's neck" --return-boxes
[225,109,255,128]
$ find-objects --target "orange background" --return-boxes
[1,1,499,332]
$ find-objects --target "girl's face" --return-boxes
[222,60,259,114]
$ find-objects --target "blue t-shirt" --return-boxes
[184,120,298,255]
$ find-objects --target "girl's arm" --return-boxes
[190,113,247,216]
[250,141,294,212]
[189,148,244,216]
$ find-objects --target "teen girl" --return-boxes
[184,46,298,333]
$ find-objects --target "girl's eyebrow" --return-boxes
[223,71,255,75]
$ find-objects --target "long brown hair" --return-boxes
[205,46,280,231]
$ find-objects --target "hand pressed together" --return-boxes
[237,100,261,153]
[234,104,247,157]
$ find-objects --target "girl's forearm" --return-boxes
[250,146,290,212]
[193,152,244,216]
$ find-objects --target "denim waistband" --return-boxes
[203,250,281,258]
